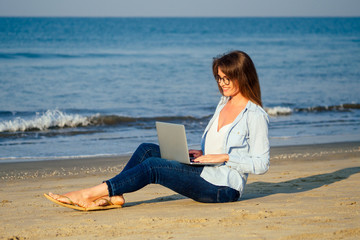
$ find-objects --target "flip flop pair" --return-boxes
[44,193,122,211]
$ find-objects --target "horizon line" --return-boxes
[1,15,359,18]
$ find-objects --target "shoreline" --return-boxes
[1,141,359,239]
[1,139,360,164]
[1,141,359,182]
[1,133,360,164]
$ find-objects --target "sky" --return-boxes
[0,0,359,17]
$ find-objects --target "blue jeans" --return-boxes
[105,143,240,203]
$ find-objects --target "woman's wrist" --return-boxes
[222,154,229,162]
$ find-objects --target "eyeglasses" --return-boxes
[216,75,231,85]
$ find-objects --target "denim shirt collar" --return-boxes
[201,97,257,153]
[207,97,256,130]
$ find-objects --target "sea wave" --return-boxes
[1,103,359,132]
[266,103,360,116]
[295,103,360,112]
[265,107,293,116]
[0,110,209,133]
[0,110,91,132]
[88,114,205,126]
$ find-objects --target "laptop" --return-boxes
[155,121,217,165]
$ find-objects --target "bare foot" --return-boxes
[95,195,125,207]
[48,183,117,208]
[49,191,100,208]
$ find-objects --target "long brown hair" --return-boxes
[212,50,262,107]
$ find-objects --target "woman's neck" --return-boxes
[229,93,249,107]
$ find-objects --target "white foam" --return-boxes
[0,110,91,132]
[265,106,293,116]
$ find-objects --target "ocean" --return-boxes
[0,17,359,162]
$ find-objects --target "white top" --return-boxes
[204,114,231,154]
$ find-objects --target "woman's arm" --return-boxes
[193,153,229,163]
[189,149,228,164]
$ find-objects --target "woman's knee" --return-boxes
[138,143,160,153]
[134,143,161,159]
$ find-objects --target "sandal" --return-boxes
[44,193,122,211]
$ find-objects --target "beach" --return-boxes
[1,142,359,240]
[1,17,359,240]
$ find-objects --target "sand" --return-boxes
[1,142,359,240]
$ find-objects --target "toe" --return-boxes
[49,192,72,204]
[94,198,109,206]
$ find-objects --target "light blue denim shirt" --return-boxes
[200,97,270,194]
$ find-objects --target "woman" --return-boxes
[45,50,270,211]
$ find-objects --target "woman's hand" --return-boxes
[188,149,203,158]
[193,154,229,164]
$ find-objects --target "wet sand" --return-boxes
[1,142,359,239]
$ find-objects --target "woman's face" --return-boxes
[217,67,240,97]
